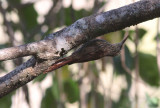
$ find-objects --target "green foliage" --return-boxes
[146,94,159,108]
[121,30,134,40]
[51,76,60,100]
[0,44,7,71]
[8,0,21,5]
[1,0,159,107]
[87,91,104,108]
[41,76,63,108]
[139,53,160,86]
[63,79,79,103]
[61,65,70,80]
[33,73,47,83]
[0,44,8,49]
[154,33,160,41]
[121,28,147,41]
[0,93,13,108]
[90,61,99,76]
[64,6,91,26]
[138,28,147,39]
[113,45,133,89]
[113,46,134,74]
[64,7,75,25]
[18,4,38,31]
[112,89,131,108]
[41,87,58,108]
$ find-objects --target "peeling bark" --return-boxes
[0,0,160,98]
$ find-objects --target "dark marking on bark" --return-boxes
[60,48,66,56]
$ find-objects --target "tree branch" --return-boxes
[0,0,160,61]
[0,0,160,98]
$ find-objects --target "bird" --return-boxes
[44,35,129,73]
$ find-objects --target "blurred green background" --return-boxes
[0,0,159,108]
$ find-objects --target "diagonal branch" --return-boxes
[0,0,160,61]
[0,0,160,98]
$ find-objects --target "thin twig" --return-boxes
[156,18,160,79]
[120,31,146,86]
[120,31,132,75]
[134,25,139,108]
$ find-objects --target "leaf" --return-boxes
[33,74,47,83]
[139,53,159,86]
[146,94,159,108]
[112,89,131,108]
[0,92,13,108]
[63,79,79,103]
[61,65,70,80]
[63,7,91,26]
[138,28,147,40]
[113,46,133,89]
[41,87,58,108]
[8,0,21,5]
[153,33,160,41]
[121,28,147,41]
[113,45,134,75]
[90,61,99,76]
[121,30,134,40]
[87,91,104,108]
[51,77,60,100]
[18,4,38,30]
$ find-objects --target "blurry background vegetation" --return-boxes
[0,0,160,108]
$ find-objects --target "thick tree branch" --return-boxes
[0,0,160,98]
[0,0,160,61]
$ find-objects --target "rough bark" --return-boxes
[0,0,160,98]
